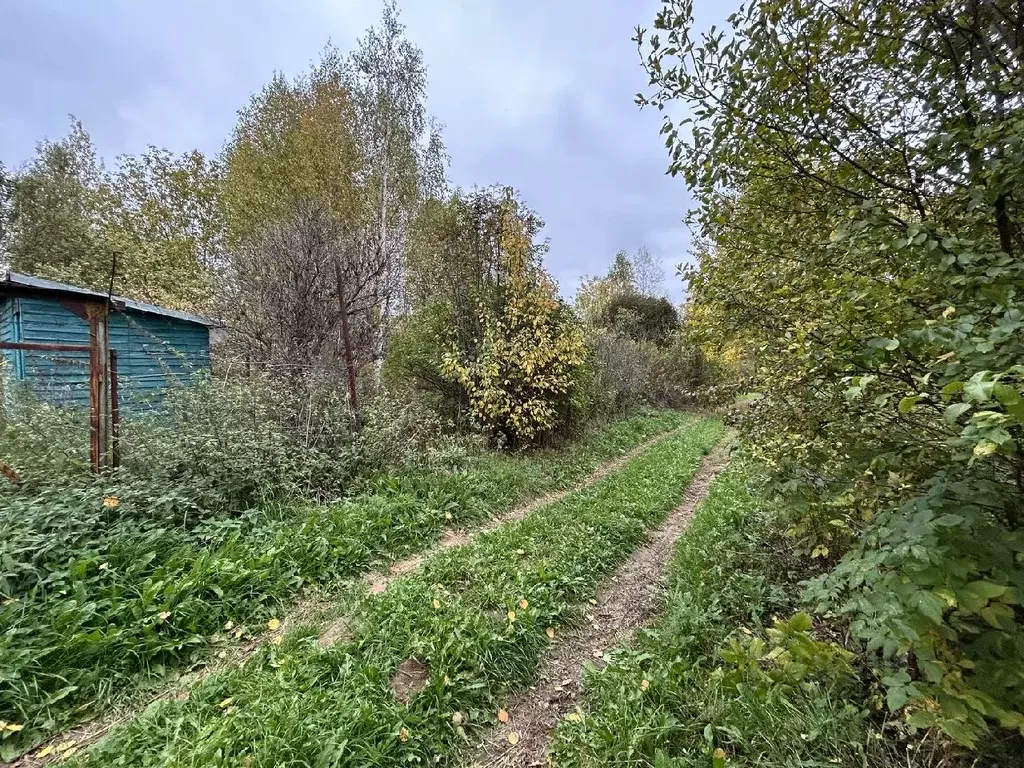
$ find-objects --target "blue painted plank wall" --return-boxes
[15,296,91,407]
[0,297,24,380]
[108,309,211,407]
[2,295,210,409]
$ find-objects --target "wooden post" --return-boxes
[86,302,110,471]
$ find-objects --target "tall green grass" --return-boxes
[0,410,688,759]
[73,419,725,767]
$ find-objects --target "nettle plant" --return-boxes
[638,0,1024,747]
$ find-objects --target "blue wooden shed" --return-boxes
[1,270,217,440]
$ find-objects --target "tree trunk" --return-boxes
[335,258,359,416]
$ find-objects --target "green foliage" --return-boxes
[0,407,687,758]
[101,147,222,310]
[2,374,356,505]
[441,261,587,445]
[717,612,855,697]
[572,247,717,415]
[639,0,1024,747]
[70,418,723,767]
[600,293,679,345]
[588,327,724,416]
[4,119,219,311]
[404,188,547,317]
[350,393,461,475]
[220,49,362,244]
[575,247,666,325]
[397,186,588,446]
[382,299,465,415]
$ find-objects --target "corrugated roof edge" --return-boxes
[1,269,223,327]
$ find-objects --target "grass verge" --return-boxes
[0,409,688,759]
[548,461,874,767]
[69,418,724,766]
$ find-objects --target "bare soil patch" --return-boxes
[390,658,431,704]
[464,440,732,768]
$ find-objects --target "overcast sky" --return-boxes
[0,0,730,302]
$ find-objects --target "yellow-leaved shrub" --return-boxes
[441,210,586,446]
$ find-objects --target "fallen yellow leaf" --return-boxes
[566,712,582,723]
[56,740,76,752]
[432,599,441,610]
[546,627,555,640]
[267,618,281,631]
[36,745,56,758]
[507,731,520,745]
[218,697,234,709]
[4,722,24,733]
[497,708,510,723]
[641,679,650,691]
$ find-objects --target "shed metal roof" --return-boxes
[1,269,221,327]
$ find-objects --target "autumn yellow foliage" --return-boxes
[441,208,586,445]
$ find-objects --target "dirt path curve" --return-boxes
[464,440,732,768]
[13,427,682,768]
[362,427,682,596]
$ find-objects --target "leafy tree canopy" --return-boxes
[639,0,1024,748]
[3,119,220,311]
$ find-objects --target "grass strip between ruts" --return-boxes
[74,418,725,767]
[548,461,872,768]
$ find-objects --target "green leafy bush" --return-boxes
[381,300,466,420]
[441,244,587,447]
[600,293,679,345]
[589,327,728,415]
[2,373,358,512]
